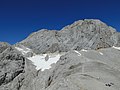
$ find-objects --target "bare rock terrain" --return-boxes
[0,19,120,90]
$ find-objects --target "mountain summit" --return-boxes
[18,19,120,54]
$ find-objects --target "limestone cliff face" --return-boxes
[19,19,120,54]
[0,46,37,90]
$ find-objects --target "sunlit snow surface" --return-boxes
[99,52,103,55]
[112,46,120,50]
[81,49,88,52]
[74,50,81,56]
[15,47,31,55]
[15,46,61,71]
[28,54,61,71]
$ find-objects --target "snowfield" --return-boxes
[15,47,32,55]
[15,46,61,71]
[74,50,81,56]
[99,52,103,55]
[28,54,61,71]
[112,46,120,50]
[81,49,88,52]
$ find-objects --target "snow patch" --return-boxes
[15,47,31,55]
[81,49,88,52]
[28,54,61,71]
[74,50,81,56]
[99,52,103,55]
[112,46,120,50]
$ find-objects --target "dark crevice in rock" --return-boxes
[45,75,54,88]
[105,83,114,87]
[0,73,7,86]
[69,63,82,70]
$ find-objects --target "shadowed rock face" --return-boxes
[0,47,25,85]
[19,19,120,54]
[0,46,37,90]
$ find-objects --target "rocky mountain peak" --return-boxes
[18,19,120,54]
[62,19,104,29]
[62,19,116,34]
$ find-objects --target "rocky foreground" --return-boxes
[0,19,120,90]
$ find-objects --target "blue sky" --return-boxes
[0,0,120,44]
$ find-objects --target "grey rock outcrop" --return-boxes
[111,32,120,47]
[0,45,37,90]
[19,19,120,54]
[45,55,49,61]
[0,42,10,53]
[0,46,25,89]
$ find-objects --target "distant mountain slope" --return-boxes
[18,19,120,54]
